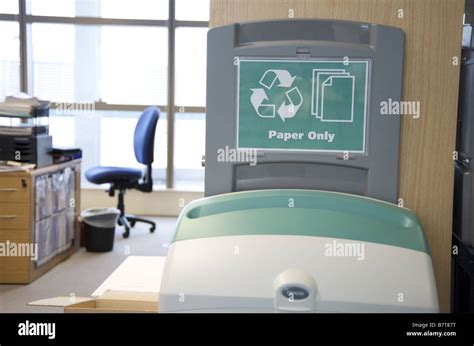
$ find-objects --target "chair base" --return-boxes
[115,188,156,238]
[118,214,156,238]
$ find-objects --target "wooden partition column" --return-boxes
[210,0,465,312]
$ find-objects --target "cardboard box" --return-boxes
[29,290,159,313]
[28,256,165,313]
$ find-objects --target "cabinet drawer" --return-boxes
[0,203,30,229]
[0,177,30,203]
[0,229,31,284]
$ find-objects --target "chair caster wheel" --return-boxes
[117,219,123,226]
[123,230,130,238]
[150,226,156,233]
[130,220,136,228]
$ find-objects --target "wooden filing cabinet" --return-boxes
[0,160,81,284]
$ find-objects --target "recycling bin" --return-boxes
[80,208,120,252]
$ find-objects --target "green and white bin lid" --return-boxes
[159,190,439,313]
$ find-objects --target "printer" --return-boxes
[0,105,52,168]
[0,133,53,168]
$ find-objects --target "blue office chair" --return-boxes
[85,107,160,238]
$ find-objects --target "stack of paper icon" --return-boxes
[312,69,355,123]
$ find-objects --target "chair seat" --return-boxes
[86,166,143,185]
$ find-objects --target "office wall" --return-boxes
[210,0,465,312]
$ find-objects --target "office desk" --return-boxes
[0,160,81,284]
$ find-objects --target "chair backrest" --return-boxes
[134,107,160,166]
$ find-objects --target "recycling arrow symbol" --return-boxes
[250,69,303,122]
[260,69,296,88]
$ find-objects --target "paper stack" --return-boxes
[0,161,36,173]
[0,93,50,117]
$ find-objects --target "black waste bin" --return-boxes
[81,208,120,252]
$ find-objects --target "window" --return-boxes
[174,113,205,190]
[173,27,208,190]
[100,0,168,20]
[173,2,208,190]
[100,26,168,105]
[49,111,75,148]
[175,27,208,107]
[0,0,19,14]
[27,0,75,17]
[30,24,168,105]
[176,0,210,21]
[31,23,75,102]
[0,21,20,100]
[27,0,169,19]
[2,0,210,191]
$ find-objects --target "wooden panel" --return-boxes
[0,203,30,229]
[0,160,82,284]
[0,229,31,284]
[210,0,464,312]
[0,176,30,203]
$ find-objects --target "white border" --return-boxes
[312,69,347,117]
[236,58,370,154]
[321,75,355,123]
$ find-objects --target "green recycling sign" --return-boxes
[237,58,370,153]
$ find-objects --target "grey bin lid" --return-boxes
[80,208,120,229]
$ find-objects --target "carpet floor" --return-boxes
[0,217,176,313]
